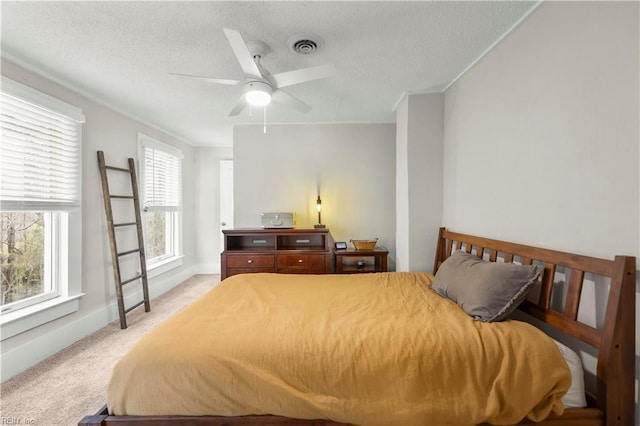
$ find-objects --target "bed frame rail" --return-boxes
[433,228,636,426]
[79,405,347,426]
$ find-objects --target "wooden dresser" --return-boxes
[221,228,334,280]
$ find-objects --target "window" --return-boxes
[0,76,84,337]
[138,134,183,272]
[1,212,50,310]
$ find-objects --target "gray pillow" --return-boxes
[431,250,543,322]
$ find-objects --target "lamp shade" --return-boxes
[244,81,272,106]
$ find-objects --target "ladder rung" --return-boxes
[125,300,145,314]
[105,165,131,173]
[114,222,137,227]
[110,195,135,199]
[118,248,141,257]
[121,274,144,285]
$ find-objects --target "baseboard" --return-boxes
[1,266,195,382]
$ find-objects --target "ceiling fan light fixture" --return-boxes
[244,81,273,106]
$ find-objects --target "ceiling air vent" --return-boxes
[288,34,324,56]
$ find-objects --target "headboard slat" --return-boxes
[563,269,585,321]
[538,263,556,310]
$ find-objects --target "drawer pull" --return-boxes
[296,239,310,244]
[247,259,253,264]
[252,239,267,244]
[298,259,303,263]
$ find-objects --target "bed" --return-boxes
[78,227,635,425]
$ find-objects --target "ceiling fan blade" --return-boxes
[169,73,241,86]
[271,89,312,114]
[229,95,248,116]
[223,28,262,79]
[269,64,336,89]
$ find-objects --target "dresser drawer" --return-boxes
[277,254,326,268]
[227,254,275,268]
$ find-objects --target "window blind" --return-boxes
[141,138,182,212]
[0,78,84,211]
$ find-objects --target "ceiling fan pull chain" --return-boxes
[263,107,267,134]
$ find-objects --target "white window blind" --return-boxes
[0,77,84,211]
[141,137,182,212]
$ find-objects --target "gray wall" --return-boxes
[441,0,639,415]
[233,123,396,268]
[396,93,443,273]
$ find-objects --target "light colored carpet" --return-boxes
[0,274,219,426]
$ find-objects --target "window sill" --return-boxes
[0,293,85,341]
[147,255,184,279]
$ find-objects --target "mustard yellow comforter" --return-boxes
[108,272,570,425]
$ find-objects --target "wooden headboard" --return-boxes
[433,228,636,426]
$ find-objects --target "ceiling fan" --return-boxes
[171,28,336,116]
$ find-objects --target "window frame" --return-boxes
[0,77,84,340]
[137,133,183,276]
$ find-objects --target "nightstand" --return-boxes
[335,247,388,273]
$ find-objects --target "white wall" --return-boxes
[234,123,396,267]
[396,93,443,273]
[443,2,638,258]
[1,59,198,380]
[441,0,639,416]
[396,99,410,271]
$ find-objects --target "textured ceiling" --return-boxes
[1,1,539,147]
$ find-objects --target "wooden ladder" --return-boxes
[97,151,150,329]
